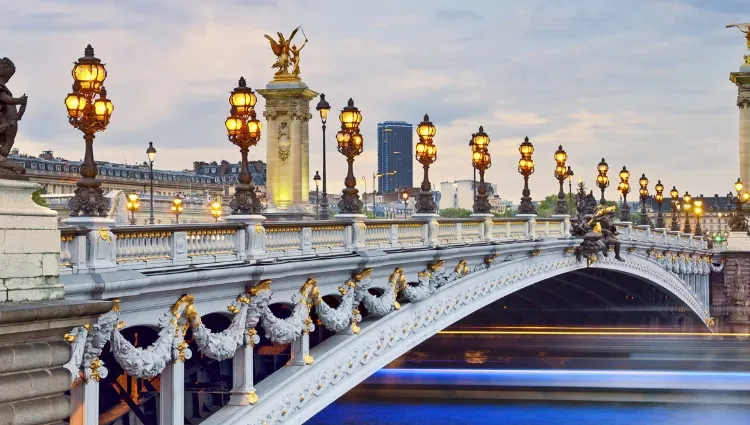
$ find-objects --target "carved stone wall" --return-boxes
[257,82,318,213]
[719,254,750,333]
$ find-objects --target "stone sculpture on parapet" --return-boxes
[0,57,28,179]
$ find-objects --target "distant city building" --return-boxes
[377,121,413,193]
[439,180,498,211]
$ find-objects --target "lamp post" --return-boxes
[314,171,321,219]
[336,99,364,214]
[146,142,157,224]
[670,186,680,231]
[373,171,396,216]
[553,145,568,215]
[517,137,536,214]
[171,194,184,224]
[470,126,491,214]
[224,77,262,215]
[415,114,438,214]
[316,94,331,220]
[654,180,665,228]
[638,173,650,226]
[727,178,750,231]
[566,166,574,215]
[682,192,692,233]
[125,191,140,225]
[596,158,609,206]
[618,166,631,221]
[64,45,114,217]
[210,197,223,223]
[694,197,703,236]
[360,176,367,214]
[401,188,409,218]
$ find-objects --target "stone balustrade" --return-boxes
[57,214,707,275]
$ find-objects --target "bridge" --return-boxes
[58,213,716,425]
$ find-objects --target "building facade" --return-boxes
[439,180,498,211]
[377,121,413,193]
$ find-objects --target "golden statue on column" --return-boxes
[727,23,750,65]
[264,28,308,80]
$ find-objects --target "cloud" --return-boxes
[0,0,741,203]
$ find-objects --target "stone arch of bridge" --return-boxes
[207,253,710,425]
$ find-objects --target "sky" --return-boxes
[1,0,749,202]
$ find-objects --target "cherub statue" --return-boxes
[290,40,306,77]
[264,28,299,76]
[0,57,27,177]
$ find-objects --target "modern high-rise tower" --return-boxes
[377,121,413,193]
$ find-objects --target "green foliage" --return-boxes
[364,210,376,219]
[493,209,516,218]
[439,208,472,218]
[31,188,48,208]
[534,194,561,218]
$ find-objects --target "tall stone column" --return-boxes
[258,80,318,219]
[731,69,750,185]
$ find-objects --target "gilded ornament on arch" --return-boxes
[455,260,469,275]
[484,253,500,264]
[250,279,272,296]
[304,354,314,365]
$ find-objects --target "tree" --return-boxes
[534,194,560,218]
[493,209,516,218]
[439,208,472,218]
[31,188,48,208]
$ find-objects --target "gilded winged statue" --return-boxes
[264,28,299,77]
[727,23,750,50]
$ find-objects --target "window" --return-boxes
[56,165,61,171]
[31,162,37,169]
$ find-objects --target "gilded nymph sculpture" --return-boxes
[264,28,300,77]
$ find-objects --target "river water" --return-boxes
[306,400,750,425]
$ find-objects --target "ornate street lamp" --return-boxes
[400,188,410,218]
[553,145,568,215]
[210,197,223,223]
[596,158,610,206]
[125,191,140,225]
[225,77,262,215]
[171,194,184,224]
[638,173,651,226]
[566,166,575,216]
[146,141,157,224]
[727,178,750,232]
[517,137,536,214]
[618,166,631,221]
[336,99,364,214]
[313,170,321,219]
[670,186,680,231]
[64,45,114,217]
[415,114,438,214]
[654,180,666,228]
[694,197,703,236]
[470,126,492,214]
[316,94,331,219]
[682,191,692,233]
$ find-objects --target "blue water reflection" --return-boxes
[307,401,750,425]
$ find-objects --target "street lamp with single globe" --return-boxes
[682,192,692,233]
[401,188,410,218]
[210,198,223,223]
[566,166,575,215]
[517,137,536,214]
[596,158,609,206]
[415,114,438,214]
[316,94,331,219]
[171,194,184,224]
[336,99,364,214]
[64,45,114,217]
[313,170,321,219]
[125,191,140,225]
[553,145,568,215]
[470,126,492,214]
[146,141,157,224]
[638,173,651,226]
[654,180,665,228]
[670,186,680,231]
[225,77,262,215]
[618,166,631,221]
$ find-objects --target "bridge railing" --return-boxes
[57,214,707,275]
